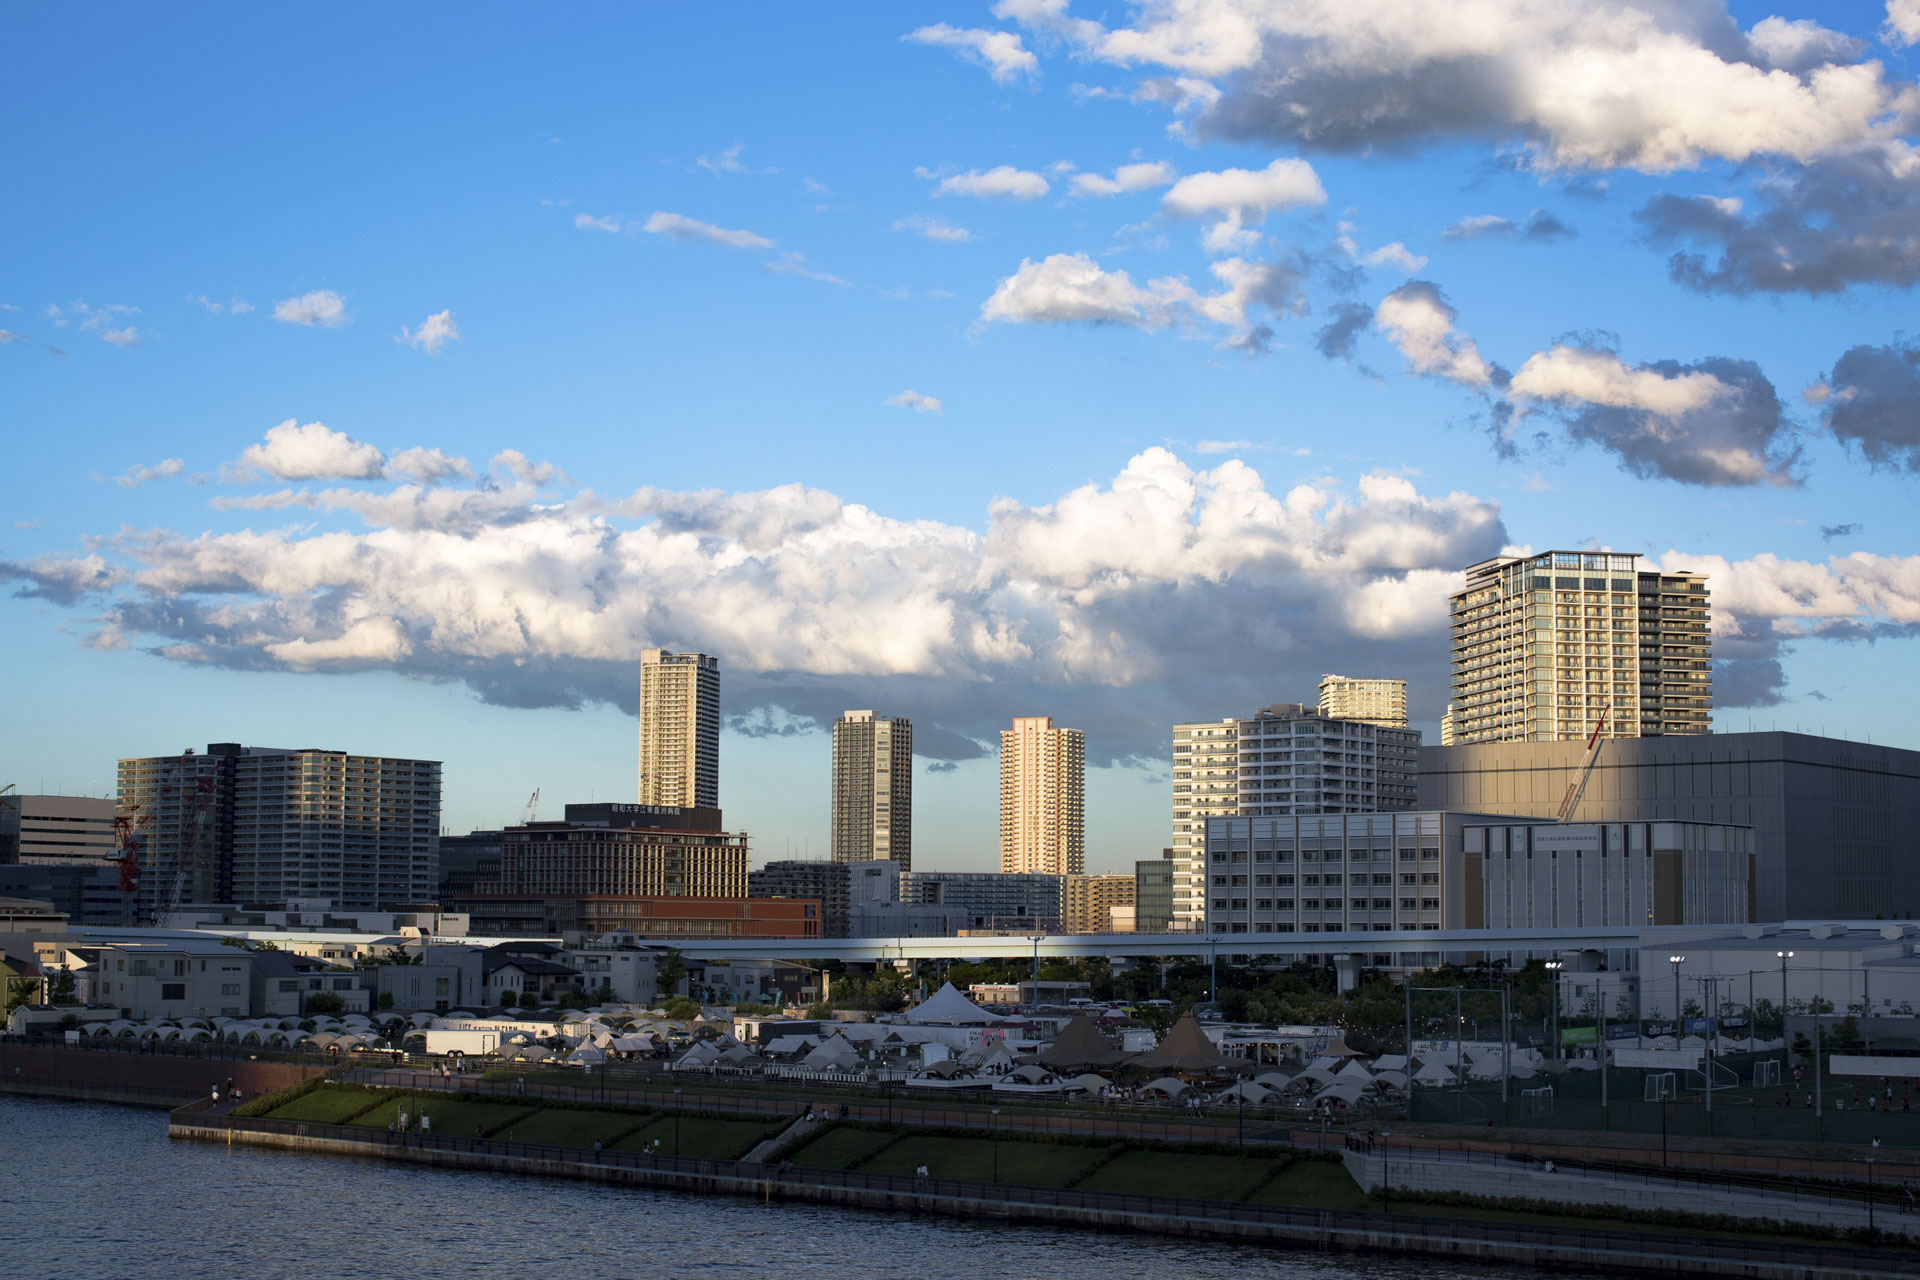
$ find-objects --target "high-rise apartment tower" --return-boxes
[999,716,1084,876]
[831,710,913,871]
[638,649,720,809]
[1449,551,1710,744]
[1317,675,1408,728]
[1171,703,1420,930]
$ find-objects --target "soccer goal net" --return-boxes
[1644,1072,1677,1102]
[1752,1059,1782,1087]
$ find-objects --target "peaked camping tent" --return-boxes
[1037,1015,1129,1070]
[901,983,1004,1025]
[1126,1013,1230,1073]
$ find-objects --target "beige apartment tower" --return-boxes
[1317,675,1408,728]
[1449,551,1710,744]
[999,716,1084,876]
[638,649,720,809]
[831,710,913,871]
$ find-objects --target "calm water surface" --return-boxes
[4,1097,1605,1280]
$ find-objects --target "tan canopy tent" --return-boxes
[1126,1013,1229,1073]
[1037,1015,1129,1070]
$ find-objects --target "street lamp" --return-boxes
[1863,1156,1877,1236]
[673,1086,681,1157]
[1026,936,1044,1013]
[1776,950,1794,1051]
[991,1106,1001,1183]
[1544,961,1563,1062]
[1668,955,1686,1036]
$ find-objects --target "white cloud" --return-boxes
[1890,1,1920,47]
[272,290,349,328]
[997,0,1920,173]
[1194,439,1255,454]
[920,165,1051,200]
[764,255,849,286]
[107,459,185,488]
[46,301,142,346]
[1510,346,1722,417]
[1357,241,1427,273]
[574,213,625,233]
[885,390,944,414]
[0,330,23,344]
[193,294,254,316]
[979,251,1301,346]
[1375,282,1496,387]
[1748,18,1864,73]
[398,309,461,355]
[893,214,973,243]
[1161,158,1325,253]
[641,211,775,250]
[695,142,776,176]
[1069,160,1177,197]
[904,23,1039,84]
[236,420,387,481]
[386,447,474,485]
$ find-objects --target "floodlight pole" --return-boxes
[1544,960,1561,1064]
[1027,935,1044,1014]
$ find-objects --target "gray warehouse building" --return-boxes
[1418,731,1920,922]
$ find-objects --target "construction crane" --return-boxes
[113,749,214,923]
[1556,711,1610,822]
[521,788,540,825]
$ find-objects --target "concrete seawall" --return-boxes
[0,1044,328,1108]
[170,1117,1912,1280]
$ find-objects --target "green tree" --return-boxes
[48,967,77,1006]
[498,989,518,1009]
[377,992,395,1009]
[305,991,345,1015]
[654,949,686,1000]
[555,988,589,1010]
[662,996,702,1021]
[4,976,39,1018]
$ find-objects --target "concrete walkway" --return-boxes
[1342,1148,1912,1236]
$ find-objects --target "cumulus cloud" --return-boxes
[904,23,1038,84]
[386,446,474,485]
[1891,0,1920,47]
[893,214,973,242]
[1069,160,1177,197]
[236,420,388,482]
[885,390,943,414]
[398,309,461,355]
[641,212,775,250]
[1508,344,1797,487]
[1746,17,1864,74]
[1375,282,1498,388]
[1193,439,1255,454]
[978,250,1303,345]
[1161,158,1326,252]
[1810,338,1920,471]
[1314,302,1375,364]
[998,0,1920,173]
[193,294,254,316]
[1637,146,1920,296]
[1822,522,1861,541]
[272,290,349,328]
[574,213,626,233]
[920,165,1051,200]
[695,142,776,177]
[0,445,1523,757]
[0,330,23,344]
[1443,210,1575,241]
[47,301,141,346]
[106,459,185,489]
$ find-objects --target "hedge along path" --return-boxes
[610,1114,785,1161]
[263,1085,390,1125]
[492,1108,655,1149]
[348,1095,535,1137]
[857,1135,1107,1187]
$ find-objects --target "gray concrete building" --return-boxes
[900,869,1064,933]
[4,795,117,865]
[1419,731,1920,921]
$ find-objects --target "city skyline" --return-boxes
[6,5,1920,872]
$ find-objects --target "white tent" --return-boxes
[1213,1080,1274,1105]
[800,1036,860,1069]
[1371,1069,1410,1093]
[1412,1060,1458,1087]
[764,1035,819,1057]
[1335,1059,1376,1084]
[1370,1054,1411,1072]
[1313,1079,1369,1108]
[900,983,1005,1025]
[568,1042,607,1066]
[1060,1073,1111,1094]
[1139,1077,1192,1099]
[677,1042,721,1067]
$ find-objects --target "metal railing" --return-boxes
[181,1109,1920,1273]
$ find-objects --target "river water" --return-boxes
[3,1097,1600,1280]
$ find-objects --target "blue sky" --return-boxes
[6,2,1920,873]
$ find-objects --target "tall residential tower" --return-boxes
[1317,674,1408,728]
[638,649,720,809]
[831,710,913,871]
[1448,551,1710,744]
[999,716,1084,876]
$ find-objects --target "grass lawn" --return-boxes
[348,1095,534,1137]
[858,1135,1106,1187]
[1247,1159,1371,1209]
[1076,1150,1279,1201]
[787,1125,901,1171]
[493,1108,654,1149]
[610,1115,782,1160]
[264,1087,387,1125]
